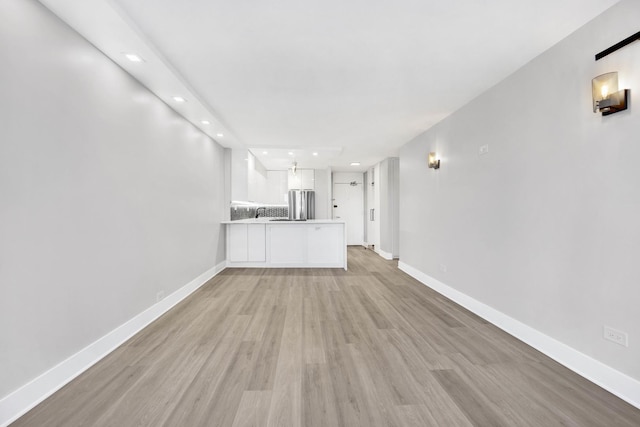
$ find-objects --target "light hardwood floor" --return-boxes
[13,247,640,426]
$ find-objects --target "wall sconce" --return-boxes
[592,72,629,116]
[428,152,440,170]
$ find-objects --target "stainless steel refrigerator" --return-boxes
[288,190,315,220]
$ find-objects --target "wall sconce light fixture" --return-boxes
[592,72,629,116]
[428,152,440,170]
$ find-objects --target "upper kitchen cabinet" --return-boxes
[247,153,268,203]
[266,170,288,204]
[288,169,314,190]
[227,148,324,206]
[229,148,273,204]
[229,148,249,202]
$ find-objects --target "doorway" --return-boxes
[332,173,364,245]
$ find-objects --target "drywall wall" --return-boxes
[379,158,400,258]
[313,168,331,219]
[364,159,399,258]
[230,148,249,201]
[399,0,640,382]
[0,0,226,400]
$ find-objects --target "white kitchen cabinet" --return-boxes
[306,224,343,265]
[266,170,288,204]
[268,225,306,265]
[228,224,248,262]
[288,169,314,190]
[301,169,314,190]
[224,220,346,269]
[227,223,266,262]
[288,170,301,191]
[247,224,266,262]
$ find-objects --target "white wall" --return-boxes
[399,0,640,383]
[379,158,399,258]
[365,160,399,258]
[374,164,381,250]
[0,0,226,400]
[313,168,331,219]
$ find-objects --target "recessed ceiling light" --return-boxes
[124,53,143,62]
[216,133,224,138]
[312,152,318,156]
[172,96,186,103]
[201,120,210,125]
[350,162,361,166]
[262,151,268,155]
[288,152,294,156]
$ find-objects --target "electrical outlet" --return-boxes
[479,144,489,156]
[439,263,448,273]
[156,290,165,302]
[603,326,628,347]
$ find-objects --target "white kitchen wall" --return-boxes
[399,0,640,386]
[0,0,226,403]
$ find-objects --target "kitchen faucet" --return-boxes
[255,207,267,218]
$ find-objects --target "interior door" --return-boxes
[332,182,364,245]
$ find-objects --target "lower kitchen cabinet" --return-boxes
[224,220,346,269]
[227,223,266,263]
[306,224,343,265]
[269,225,306,264]
[247,224,266,262]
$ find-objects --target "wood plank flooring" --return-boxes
[13,247,640,426]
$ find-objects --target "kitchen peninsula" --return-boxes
[222,219,347,270]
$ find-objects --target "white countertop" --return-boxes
[222,218,346,224]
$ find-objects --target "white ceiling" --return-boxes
[41,0,619,171]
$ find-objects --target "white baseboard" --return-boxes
[377,249,394,260]
[0,261,226,427]
[397,261,640,410]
